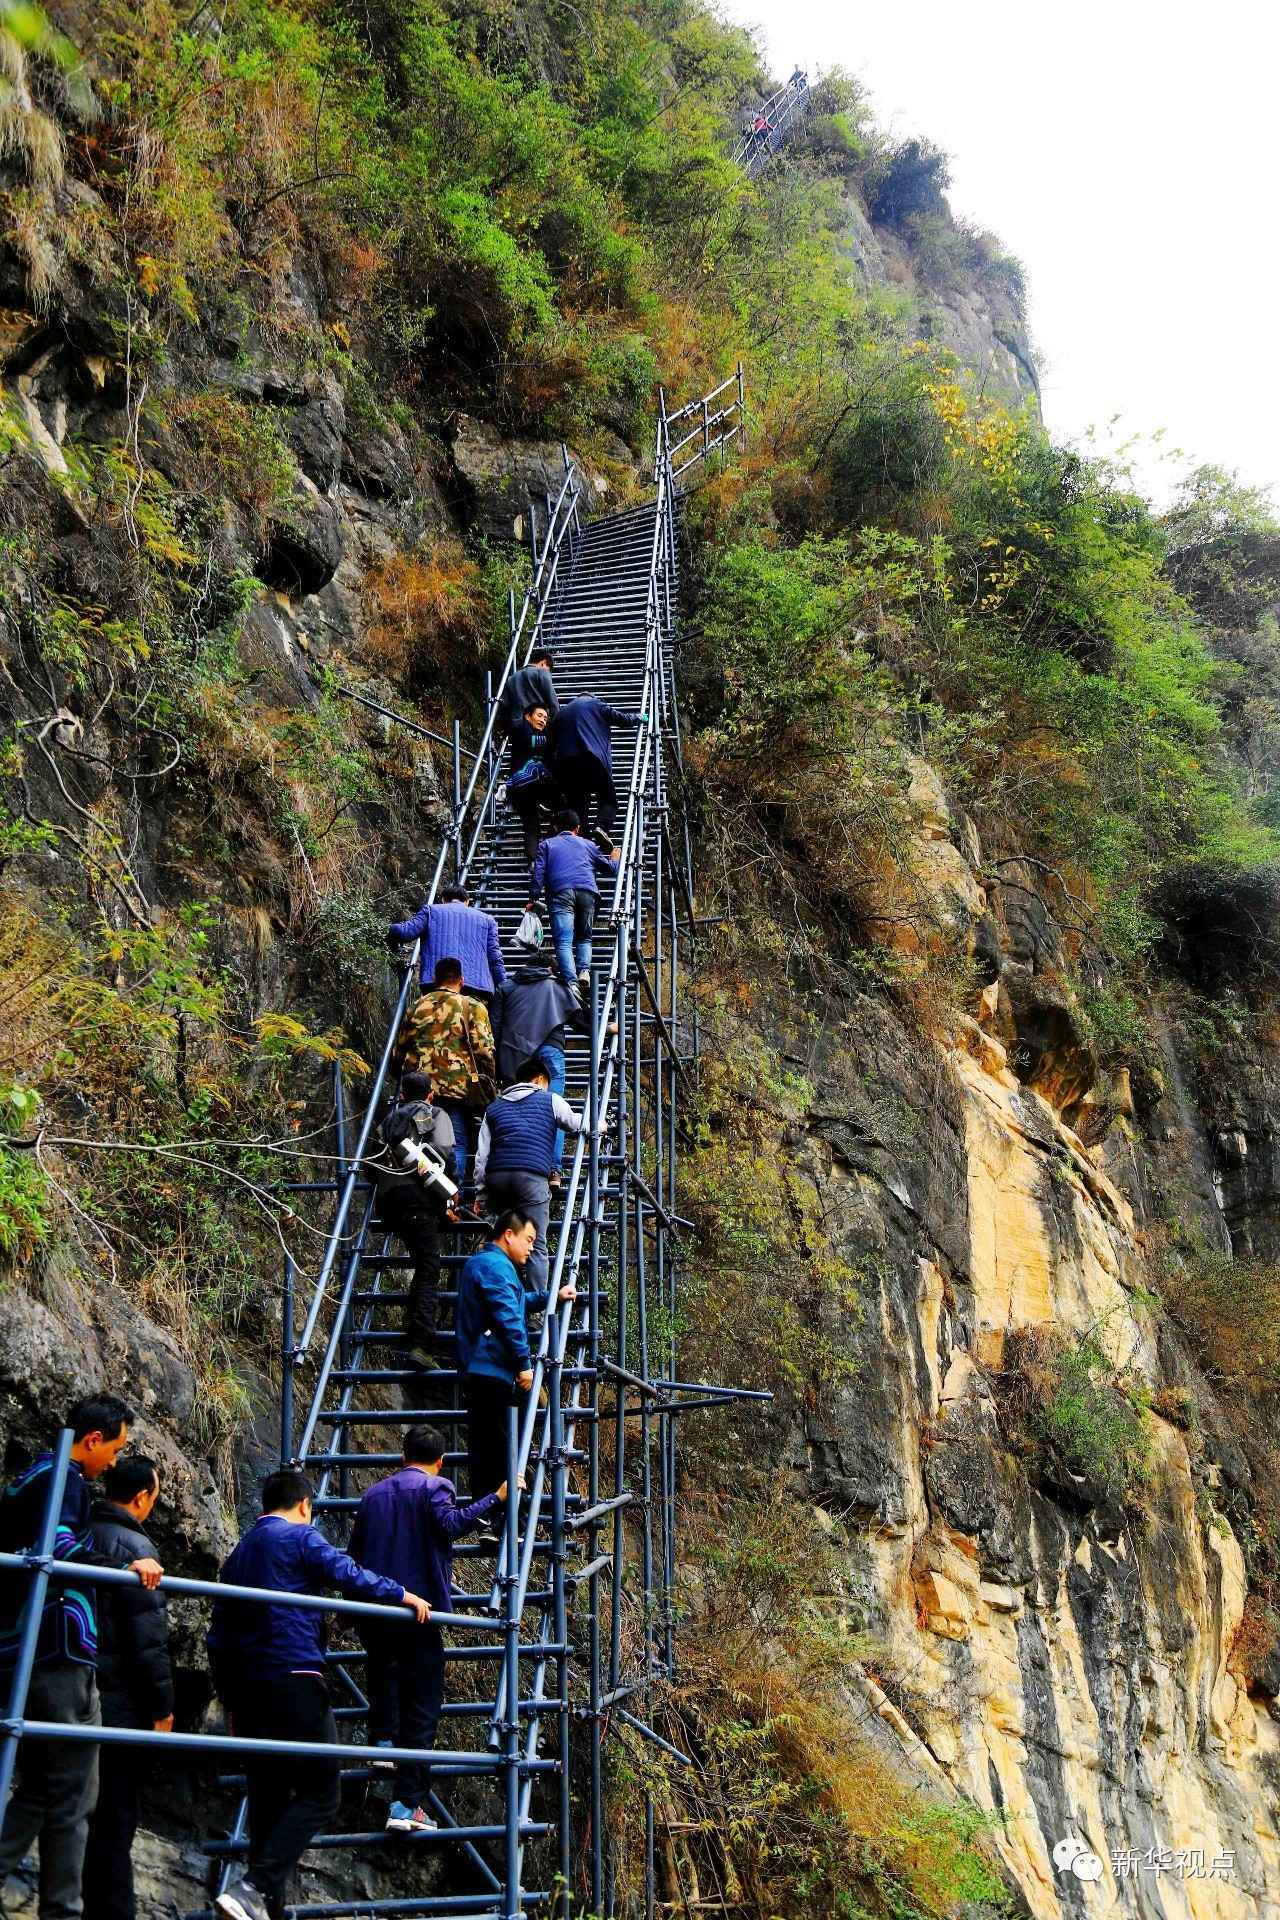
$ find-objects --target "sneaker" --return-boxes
[386,1800,437,1834]
[215,1881,272,1920]
[590,827,615,853]
[406,1345,443,1373]
[578,969,591,986]
[475,1528,503,1551]
[371,1739,396,1771]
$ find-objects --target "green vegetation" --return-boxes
[996,1323,1153,1506]
[635,1490,1012,1920]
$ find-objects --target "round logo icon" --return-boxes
[1053,1835,1104,1881]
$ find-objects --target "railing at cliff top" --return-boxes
[731,71,813,176]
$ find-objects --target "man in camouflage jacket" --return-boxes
[396,955,496,1190]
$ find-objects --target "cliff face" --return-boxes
[1,10,1276,1920]
[706,762,1280,1917]
[843,195,1041,416]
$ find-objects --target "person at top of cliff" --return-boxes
[500,648,557,733]
[0,1395,163,1920]
[348,1425,516,1835]
[386,884,506,1001]
[208,1468,431,1920]
[82,1456,173,1920]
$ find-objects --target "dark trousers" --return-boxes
[554,752,617,835]
[81,1742,143,1920]
[230,1675,340,1904]
[437,1099,475,1191]
[361,1625,444,1810]
[512,788,552,865]
[377,1186,445,1352]
[0,1660,100,1919]
[465,1376,524,1499]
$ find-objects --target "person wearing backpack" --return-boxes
[369,1071,459,1373]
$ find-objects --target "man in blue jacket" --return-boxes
[386,885,507,1000]
[549,694,644,843]
[475,1059,601,1295]
[208,1469,430,1920]
[348,1426,513,1836]
[455,1211,553,1499]
[526,810,620,990]
[0,1394,162,1920]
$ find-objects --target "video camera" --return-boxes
[398,1137,459,1203]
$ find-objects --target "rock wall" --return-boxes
[747,770,1280,1918]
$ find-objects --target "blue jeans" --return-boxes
[538,1043,566,1171]
[438,1098,473,1190]
[550,887,596,988]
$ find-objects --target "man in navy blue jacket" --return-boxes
[0,1394,162,1920]
[348,1427,512,1835]
[208,1469,430,1920]
[526,811,620,990]
[549,694,644,842]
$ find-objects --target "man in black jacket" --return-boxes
[369,1072,459,1372]
[81,1459,172,1920]
[500,648,557,734]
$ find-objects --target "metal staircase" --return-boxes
[199,374,759,1919]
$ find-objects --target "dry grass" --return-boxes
[359,536,486,684]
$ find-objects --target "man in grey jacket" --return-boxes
[474,1061,602,1292]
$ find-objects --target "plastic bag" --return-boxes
[515,907,544,950]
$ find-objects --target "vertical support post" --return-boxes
[610,916,629,1697]
[0,1427,73,1820]
[737,359,746,453]
[701,395,709,464]
[503,1403,521,1920]
[587,957,604,1920]
[530,500,540,574]
[549,1255,571,1917]
[333,1058,348,1182]
[485,670,496,824]
[509,586,517,640]
[281,1256,296,1466]
[452,719,463,879]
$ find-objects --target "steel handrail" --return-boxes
[293,452,582,1361]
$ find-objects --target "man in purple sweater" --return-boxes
[386,886,507,999]
[347,1427,513,1836]
[526,810,620,990]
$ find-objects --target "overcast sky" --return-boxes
[725,0,1278,507]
